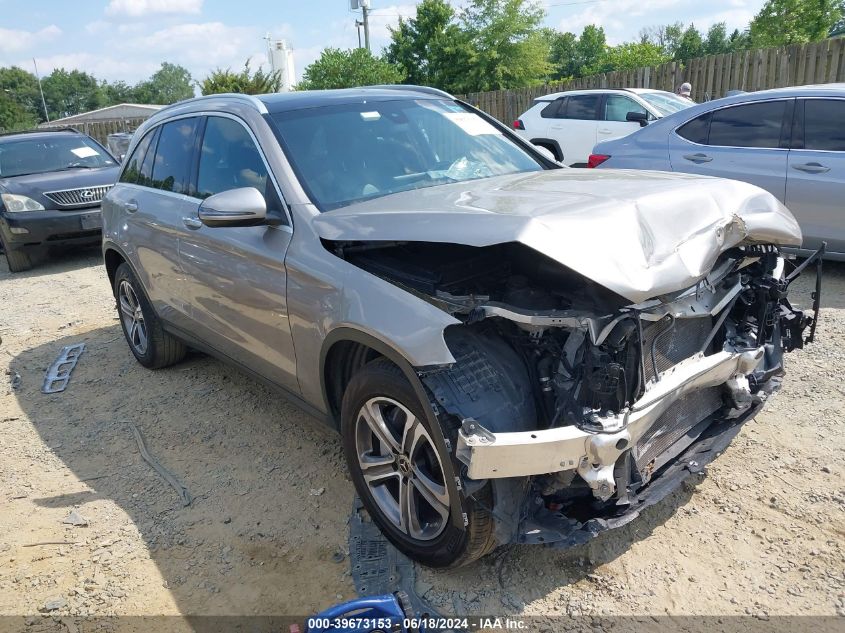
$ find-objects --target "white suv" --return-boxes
[514,88,694,167]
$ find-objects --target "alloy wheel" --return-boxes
[354,397,450,541]
[118,280,148,355]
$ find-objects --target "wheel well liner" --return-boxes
[104,246,127,290]
[530,138,564,162]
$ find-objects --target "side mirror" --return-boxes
[198,187,267,228]
[626,111,649,127]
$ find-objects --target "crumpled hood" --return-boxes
[312,169,802,304]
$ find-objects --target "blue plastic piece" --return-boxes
[306,593,408,632]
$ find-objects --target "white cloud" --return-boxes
[105,0,203,17]
[0,25,61,53]
[560,0,682,39]
[21,52,159,84]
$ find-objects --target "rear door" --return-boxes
[668,99,792,201]
[785,98,845,254]
[109,117,200,329]
[598,94,647,144]
[177,114,299,392]
[548,94,601,166]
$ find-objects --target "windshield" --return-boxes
[0,135,115,178]
[639,92,696,116]
[270,99,544,211]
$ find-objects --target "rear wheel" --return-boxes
[114,262,187,369]
[0,236,32,273]
[341,358,497,567]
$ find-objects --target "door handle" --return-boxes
[125,200,138,212]
[182,217,203,229]
[683,153,713,163]
[598,128,612,134]
[792,162,830,174]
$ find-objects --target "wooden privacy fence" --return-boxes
[38,117,148,146]
[460,38,845,125]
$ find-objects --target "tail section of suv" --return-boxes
[0,129,119,272]
[514,88,694,166]
[103,88,819,568]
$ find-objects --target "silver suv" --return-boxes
[102,87,821,568]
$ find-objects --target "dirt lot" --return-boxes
[1,247,843,627]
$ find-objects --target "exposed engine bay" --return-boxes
[328,238,823,547]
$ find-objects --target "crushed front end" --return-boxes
[445,243,823,546]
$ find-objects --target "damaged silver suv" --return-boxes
[101,87,822,568]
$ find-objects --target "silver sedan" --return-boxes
[591,84,845,259]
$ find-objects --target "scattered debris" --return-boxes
[821,465,832,474]
[39,597,67,612]
[62,510,89,527]
[129,421,192,507]
[23,541,77,548]
[310,487,325,496]
[42,343,85,393]
[331,551,345,563]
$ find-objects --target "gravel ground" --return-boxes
[0,247,843,628]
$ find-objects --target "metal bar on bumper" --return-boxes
[455,346,765,480]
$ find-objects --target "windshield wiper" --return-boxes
[59,165,95,170]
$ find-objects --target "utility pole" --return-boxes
[32,58,49,122]
[361,0,370,52]
[355,19,364,48]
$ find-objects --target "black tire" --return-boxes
[113,262,187,369]
[341,358,497,568]
[1,236,32,273]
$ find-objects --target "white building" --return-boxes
[267,38,296,92]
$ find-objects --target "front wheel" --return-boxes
[114,262,187,369]
[341,359,497,567]
[0,235,32,273]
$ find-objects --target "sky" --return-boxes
[0,0,768,86]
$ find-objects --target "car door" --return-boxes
[109,117,200,329]
[177,114,299,393]
[668,99,792,202]
[598,94,647,144]
[785,98,845,254]
[548,94,601,166]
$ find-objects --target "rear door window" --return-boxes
[150,117,199,194]
[541,98,565,118]
[708,101,787,148]
[676,112,712,144]
[560,95,600,120]
[802,99,845,151]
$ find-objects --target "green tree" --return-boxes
[0,66,43,123]
[101,80,137,106]
[574,25,607,77]
[200,61,282,95]
[585,42,670,75]
[41,69,104,120]
[727,28,752,52]
[455,0,550,92]
[704,22,730,55]
[640,22,684,57]
[386,0,465,88]
[134,62,194,104]
[0,90,38,132]
[749,0,843,46]
[675,24,705,62]
[546,30,578,79]
[296,49,404,90]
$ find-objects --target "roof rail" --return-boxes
[156,93,269,116]
[0,126,81,138]
[368,84,454,99]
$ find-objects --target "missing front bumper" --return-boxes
[455,345,765,487]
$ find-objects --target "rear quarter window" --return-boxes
[540,99,564,118]
[676,112,712,144]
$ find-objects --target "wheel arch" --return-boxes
[530,138,564,162]
[320,326,447,430]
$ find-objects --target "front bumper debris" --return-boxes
[456,345,764,486]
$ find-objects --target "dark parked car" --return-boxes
[0,128,119,272]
